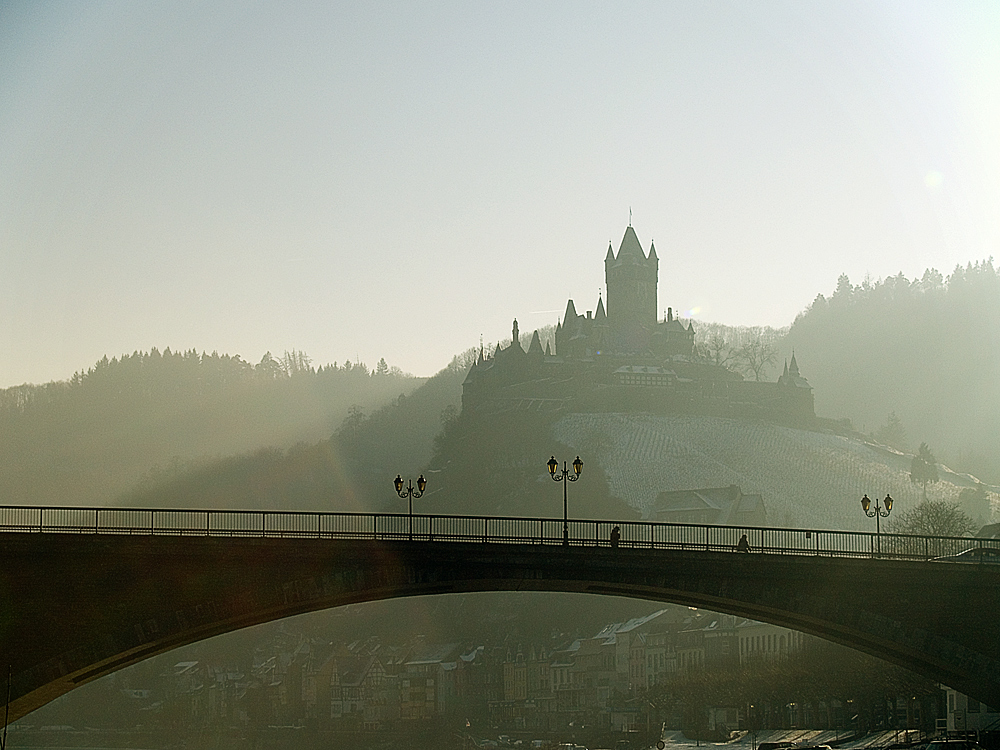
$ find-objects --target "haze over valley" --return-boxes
[3,3,999,748]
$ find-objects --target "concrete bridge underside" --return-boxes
[2,532,998,723]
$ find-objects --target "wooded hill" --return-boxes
[0,348,421,508]
[781,259,1000,484]
[120,351,473,512]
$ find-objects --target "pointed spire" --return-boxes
[595,295,607,321]
[605,241,614,262]
[545,342,552,356]
[783,359,789,378]
[616,225,646,262]
[512,319,521,349]
[564,298,578,322]
[789,352,800,375]
[648,239,658,260]
[528,330,542,355]
[687,319,695,334]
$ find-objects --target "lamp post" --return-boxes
[861,493,892,555]
[547,455,583,545]
[394,474,426,540]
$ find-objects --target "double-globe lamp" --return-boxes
[394,474,426,540]
[861,492,892,554]
[548,455,583,546]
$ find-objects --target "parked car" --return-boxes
[931,547,1000,564]
[925,740,983,750]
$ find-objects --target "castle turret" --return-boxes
[527,330,544,363]
[564,299,578,322]
[606,225,658,352]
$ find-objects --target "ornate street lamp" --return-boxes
[861,493,892,555]
[547,455,583,546]
[394,474,426,540]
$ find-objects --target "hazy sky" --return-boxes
[2,1,998,385]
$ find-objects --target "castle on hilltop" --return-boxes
[555,225,695,359]
[462,226,814,424]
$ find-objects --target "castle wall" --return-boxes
[463,359,815,427]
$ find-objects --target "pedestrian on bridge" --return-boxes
[736,533,751,552]
[610,525,621,548]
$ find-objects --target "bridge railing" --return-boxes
[0,505,994,561]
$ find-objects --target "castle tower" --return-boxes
[605,226,658,352]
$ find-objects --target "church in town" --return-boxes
[461,225,814,424]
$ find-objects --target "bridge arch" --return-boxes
[3,528,999,724]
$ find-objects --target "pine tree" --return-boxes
[875,411,907,450]
[909,442,939,500]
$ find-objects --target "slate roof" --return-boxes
[647,485,766,525]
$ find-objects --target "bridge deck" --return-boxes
[0,504,992,561]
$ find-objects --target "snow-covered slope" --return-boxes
[553,414,996,531]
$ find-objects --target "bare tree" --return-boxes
[734,328,778,381]
[280,349,312,376]
[893,499,975,537]
[702,333,736,368]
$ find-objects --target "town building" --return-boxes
[645,485,767,526]
[737,619,807,663]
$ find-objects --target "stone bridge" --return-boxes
[1,506,997,723]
